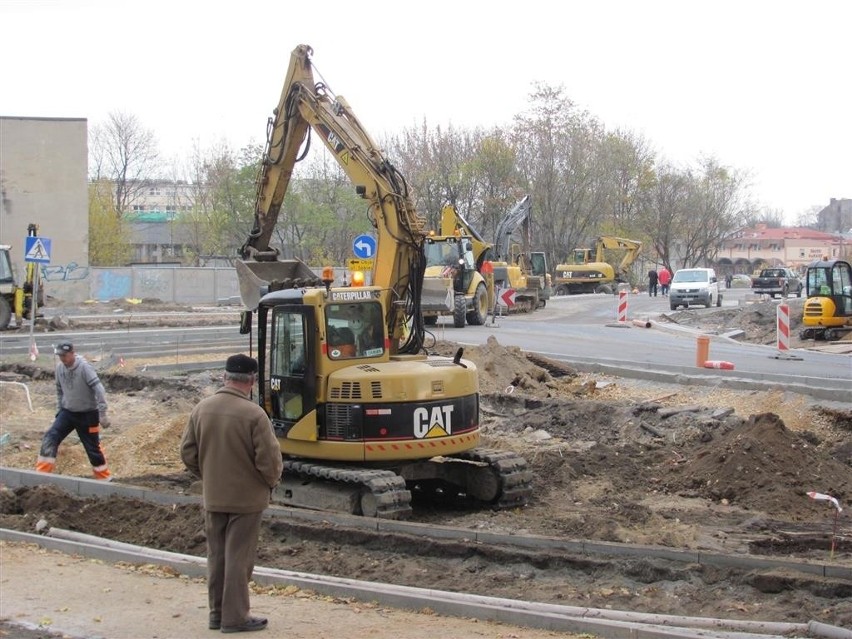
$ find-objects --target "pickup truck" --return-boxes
[752,268,803,298]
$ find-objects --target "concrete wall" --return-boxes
[0,117,89,288]
[38,265,347,306]
[89,266,241,304]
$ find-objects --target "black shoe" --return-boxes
[221,617,268,633]
[210,617,221,630]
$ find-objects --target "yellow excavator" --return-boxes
[799,259,852,341]
[420,205,491,328]
[490,195,551,313]
[235,44,531,518]
[553,235,643,295]
[0,223,45,330]
[420,196,550,325]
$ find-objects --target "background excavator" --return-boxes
[553,235,643,295]
[420,196,550,326]
[0,223,45,330]
[799,258,852,341]
[420,205,491,328]
[490,195,551,313]
[235,44,531,519]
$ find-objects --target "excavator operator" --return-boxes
[326,302,384,359]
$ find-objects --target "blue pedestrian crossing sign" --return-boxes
[24,236,52,263]
[352,234,376,259]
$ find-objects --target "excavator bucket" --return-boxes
[420,277,454,312]
[236,259,323,311]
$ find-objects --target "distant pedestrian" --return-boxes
[180,354,283,634]
[658,267,671,297]
[725,273,733,289]
[36,342,112,480]
[647,269,659,297]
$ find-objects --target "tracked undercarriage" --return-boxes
[275,448,532,519]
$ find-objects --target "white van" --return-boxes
[669,268,721,310]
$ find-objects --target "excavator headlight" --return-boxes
[351,271,366,287]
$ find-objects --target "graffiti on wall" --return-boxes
[41,262,91,281]
[136,270,171,298]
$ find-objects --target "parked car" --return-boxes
[669,268,722,310]
[751,267,803,298]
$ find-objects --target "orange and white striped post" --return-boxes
[776,303,790,352]
[617,289,628,323]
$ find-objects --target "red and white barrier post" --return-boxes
[617,289,628,323]
[770,302,803,360]
[776,303,790,352]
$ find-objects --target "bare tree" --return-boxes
[511,82,609,272]
[795,205,822,228]
[89,111,160,217]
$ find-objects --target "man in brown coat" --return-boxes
[181,354,283,633]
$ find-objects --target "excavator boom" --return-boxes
[239,44,426,352]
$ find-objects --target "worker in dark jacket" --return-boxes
[180,354,284,634]
[36,342,111,480]
[647,268,659,297]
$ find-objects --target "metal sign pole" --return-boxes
[29,271,39,358]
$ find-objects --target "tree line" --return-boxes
[87,84,802,281]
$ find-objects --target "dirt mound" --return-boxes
[661,412,852,517]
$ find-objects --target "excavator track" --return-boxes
[452,448,533,510]
[282,460,413,520]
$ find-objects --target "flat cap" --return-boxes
[225,354,258,374]
[54,342,74,354]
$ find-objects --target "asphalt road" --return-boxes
[1,289,849,402]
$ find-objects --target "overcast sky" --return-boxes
[2,0,850,223]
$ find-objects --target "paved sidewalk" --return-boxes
[0,542,571,639]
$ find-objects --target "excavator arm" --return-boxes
[493,196,532,263]
[240,44,428,352]
[438,205,492,269]
[593,236,643,278]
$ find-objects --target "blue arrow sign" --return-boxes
[24,236,52,263]
[353,234,376,259]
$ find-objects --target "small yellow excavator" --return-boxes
[800,259,852,341]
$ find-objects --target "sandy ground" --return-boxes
[0,542,573,639]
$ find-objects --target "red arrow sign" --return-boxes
[498,288,516,307]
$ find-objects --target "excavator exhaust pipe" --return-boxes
[236,259,323,310]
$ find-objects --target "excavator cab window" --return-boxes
[529,252,547,277]
[807,268,831,297]
[326,301,384,359]
[269,309,315,424]
[832,261,852,315]
[0,249,14,284]
[425,238,463,270]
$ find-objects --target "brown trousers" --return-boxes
[204,510,264,627]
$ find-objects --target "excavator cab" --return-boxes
[801,259,852,341]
